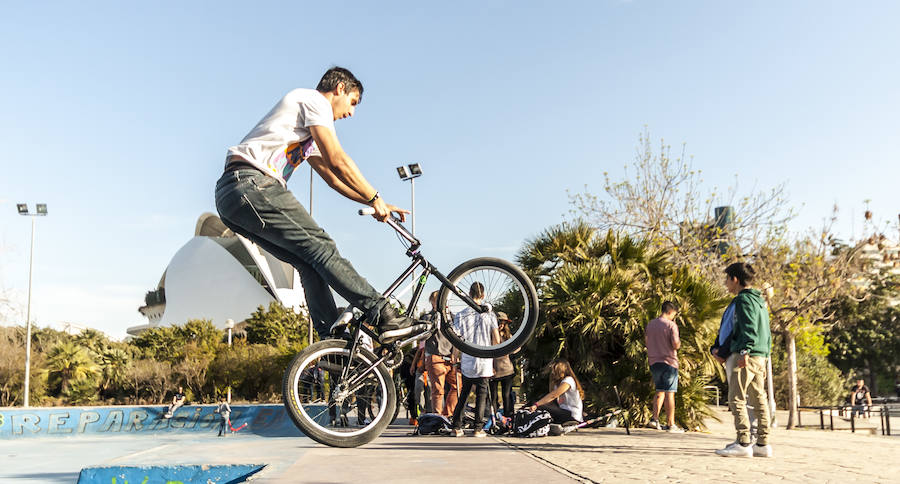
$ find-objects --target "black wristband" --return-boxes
[366,191,380,204]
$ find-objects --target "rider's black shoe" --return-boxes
[376,305,425,343]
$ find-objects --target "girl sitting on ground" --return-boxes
[525,359,584,423]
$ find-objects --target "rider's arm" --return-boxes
[308,125,406,222]
[306,155,368,203]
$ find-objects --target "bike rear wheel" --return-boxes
[437,257,538,358]
[282,339,396,448]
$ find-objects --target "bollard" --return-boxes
[887,407,892,436]
[820,409,824,430]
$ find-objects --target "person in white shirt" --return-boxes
[450,282,501,437]
[215,67,417,343]
[525,359,584,423]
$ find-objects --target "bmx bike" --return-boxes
[282,208,538,447]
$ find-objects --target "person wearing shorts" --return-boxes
[646,301,682,433]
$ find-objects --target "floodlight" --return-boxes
[36,204,47,215]
[396,166,409,179]
[17,204,29,215]
[408,163,422,176]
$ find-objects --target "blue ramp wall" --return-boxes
[0,404,318,439]
[77,464,265,484]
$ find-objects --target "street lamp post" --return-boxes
[16,203,47,408]
[395,163,423,236]
[226,318,234,403]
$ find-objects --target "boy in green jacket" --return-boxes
[715,262,773,458]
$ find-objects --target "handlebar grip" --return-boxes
[358,207,376,216]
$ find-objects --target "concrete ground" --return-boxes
[3,408,898,483]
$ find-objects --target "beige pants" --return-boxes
[727,354,770,445]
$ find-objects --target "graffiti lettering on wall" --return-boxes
[0,404,307,439]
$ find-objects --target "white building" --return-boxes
[129,213,305,336]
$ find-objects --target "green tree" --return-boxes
[753,234,857,427]
[244,302,313,348]
[45,341,99,395]
[74,328,109,354]
[97,347,130,399]
[827,267,900,394]
[517,222,727,430]
[130,326,182,361]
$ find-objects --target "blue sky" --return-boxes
[1,1,898,339]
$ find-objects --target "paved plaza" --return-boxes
[2,408,897,483]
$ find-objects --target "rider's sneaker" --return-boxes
[473,429,487,438]
[451,428,464,437]
[667,425,685,433]
[376,305,421,342]
[648,419,661,430]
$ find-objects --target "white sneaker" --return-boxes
[667,425,685,433]
[715,442,753,457]
[648,419,662,430]
[753,444,773,457]
[451,428,464,437]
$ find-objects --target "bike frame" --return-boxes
[336,215,487,394]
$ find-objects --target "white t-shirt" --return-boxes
[227,88,335,185]
[453,307,498,378]
[557,376,583,422]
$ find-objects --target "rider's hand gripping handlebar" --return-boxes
[358,207,420,248]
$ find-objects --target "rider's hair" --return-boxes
[317,67,364,101]
[548,359,584,399]
[724,262,755,287]
[469,281,485,300]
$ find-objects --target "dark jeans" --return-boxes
[215,169,386,338]
[490,374,515,416]
[452,375,489,429]
[218,416,230,436]
[535,401,575,424]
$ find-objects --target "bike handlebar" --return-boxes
[358,207,420,248]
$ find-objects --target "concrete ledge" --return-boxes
[77,464,265,484]
[0,404,319,439]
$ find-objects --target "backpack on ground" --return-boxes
[512,409,552,438]
[414,413,452,435]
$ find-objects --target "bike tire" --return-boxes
[437,257,538,358]
[282,339,396,448]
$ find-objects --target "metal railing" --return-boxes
[797,404,898,435]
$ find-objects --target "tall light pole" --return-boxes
[16,203,47,408]
[226,318,234,403]
[395,163,423,236]
[309,166,315,346]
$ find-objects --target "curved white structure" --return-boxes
[129,213,305,336]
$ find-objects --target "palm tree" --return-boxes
[45,341,99,394]
[517,222,727,430]
[98,347,130,398]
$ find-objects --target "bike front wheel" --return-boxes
[437,257,539,358]
[282,339,396,448]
